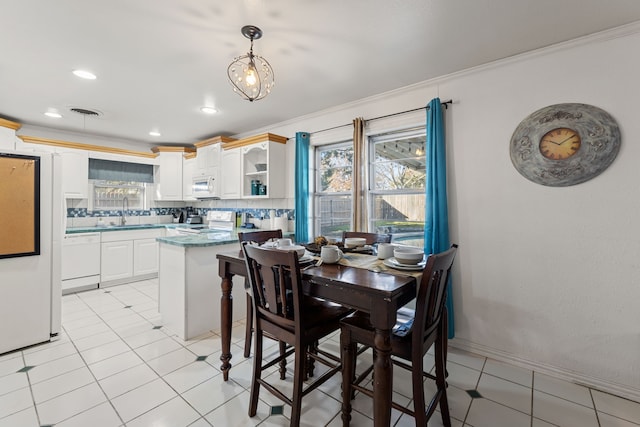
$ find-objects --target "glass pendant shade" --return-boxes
[227,26,275,102]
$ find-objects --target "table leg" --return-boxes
[373,328,393,427]
[219,272,233,381]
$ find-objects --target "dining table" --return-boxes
[216,248,421,427]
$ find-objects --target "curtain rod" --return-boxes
[289,99,453,139]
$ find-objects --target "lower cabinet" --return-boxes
[100,228,163,287]
[133,238,159,276]
[101,240,134,282]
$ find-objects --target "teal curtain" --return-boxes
[424,98,454,338]
[295,132,310,243]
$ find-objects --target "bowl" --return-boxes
[275,244,306,257]
[255,163,267,172]
[344,237,367,248]
[393,247,424,265]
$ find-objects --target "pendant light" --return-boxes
[227,25,275,102]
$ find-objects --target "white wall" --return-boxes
[240,24,640,399]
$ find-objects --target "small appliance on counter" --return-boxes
[186,215,202,224]
[206,210,235,231]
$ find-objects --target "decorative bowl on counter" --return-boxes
[255,163,267,172]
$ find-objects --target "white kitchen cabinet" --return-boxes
[0,123,16,150]
[220,147,241,199]
[100,228,163,286]
[241,139,286,199]
[194,143,221,177]
[133,238,159,276]
[101,240,134,282]
[59,149,89,198]
[182,156,196,201]
[153,149,188,200]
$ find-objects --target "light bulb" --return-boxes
[245,67,257,86]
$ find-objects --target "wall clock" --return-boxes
[510,103,621,187]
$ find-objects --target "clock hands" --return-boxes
[542,134,578,146]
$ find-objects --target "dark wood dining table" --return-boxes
[216,249,417,427]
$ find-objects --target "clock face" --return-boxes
[510,103,621,187]
[539,127,581,160]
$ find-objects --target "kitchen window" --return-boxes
[91,181,147,211]
[314,141,353,240]
[88,159,153,211]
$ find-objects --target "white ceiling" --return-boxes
[2,0,640,147]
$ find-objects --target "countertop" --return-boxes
[66,223,295,248]
[65,223,204,234]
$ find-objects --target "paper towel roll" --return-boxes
[274,216,288,232]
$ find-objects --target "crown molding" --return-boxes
[19,135,158,158]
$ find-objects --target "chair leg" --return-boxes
[290,343,306,427]
[248,328,263,417]
[244,293,253,358]
[437,315,452,427]
[278,341,287,380]
[340,328,355,426]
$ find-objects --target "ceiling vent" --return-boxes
[69,107,102,117]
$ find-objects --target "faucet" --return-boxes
[121,196,129,226]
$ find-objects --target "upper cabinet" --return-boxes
[152,146,195,201]
[0,119,20,151]
[182,153,196,201]
[220,147,241,199]
[222,133,287,199]
[58,148,89,198]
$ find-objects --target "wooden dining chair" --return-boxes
[243,243,352,426]
[238,230,283,359]
[340,244,458,427]
[341,231,392,245]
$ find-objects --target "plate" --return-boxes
[383,257,426,271]
[299,254,314,263]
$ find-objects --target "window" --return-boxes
[88,159,153,212]
[314,141,353,240]
[369,129,426,247]
[92,181,147,211]
[312,128,426,247]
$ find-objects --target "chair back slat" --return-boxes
[243,243,302,322]
[413,245,458,346]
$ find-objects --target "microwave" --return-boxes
[192,175,219,199]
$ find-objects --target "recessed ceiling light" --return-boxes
[44,111,62,118]
[149,131,161,137]
[72,69,97,80]
[200,106,218,114]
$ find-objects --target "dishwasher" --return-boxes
[61,232,101,294]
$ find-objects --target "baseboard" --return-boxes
[100,273,158,288]
[450,337,640,403]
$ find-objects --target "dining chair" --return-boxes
[340,244,458,427]
[242,243,352,426]
[238,230,283,359]
[341,231,392,245]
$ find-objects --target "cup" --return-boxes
[320,245,343,264]
[276,238,293,248]
[377,243,395,260]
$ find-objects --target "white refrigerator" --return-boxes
[0,149,62,354]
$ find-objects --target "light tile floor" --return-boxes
[1,278,639,426]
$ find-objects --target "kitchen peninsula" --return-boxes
[156,229,294,340]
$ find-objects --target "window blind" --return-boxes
[88,159,154,183]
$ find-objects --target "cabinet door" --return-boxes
[59,149,89,198]
[133,238,159,276]
[220,148,241,199]
[182,157,196,201]
[195,143,221,177]
[155,152,183,200]
[101,240,134,282]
